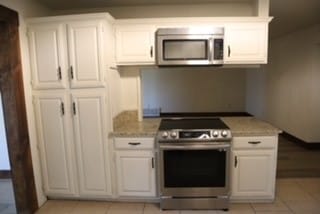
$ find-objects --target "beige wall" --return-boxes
[53,2,254,18]
[246,24,320,142]
[0,0,51,205]
[142,67,246,113]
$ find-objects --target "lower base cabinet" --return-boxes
[230,136,278,202]
[114,138,156,197]
[33,89,112,198]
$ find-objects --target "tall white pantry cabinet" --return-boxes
[27,13,115,198]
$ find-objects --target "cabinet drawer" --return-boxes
[232,136,277,149]
[114,138,154,149]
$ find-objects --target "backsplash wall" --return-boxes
[141,67,247,113]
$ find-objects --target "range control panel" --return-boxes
[157,129,232,142]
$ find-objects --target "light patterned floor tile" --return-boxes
[285,200,320,214]
[143,203,179,214]
[36,200,78,214]
[276,178,314,201]
[107,202,144,213]
[216,203,254,214]
[70,201,112,214]
[180,210,218,214]
[295,178,320,194]
[251,198,290,212]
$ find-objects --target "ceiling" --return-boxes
[35,0,320,38]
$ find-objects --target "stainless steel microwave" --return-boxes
[156,27,224,66]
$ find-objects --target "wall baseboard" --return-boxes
[0,170,11,179]
[281,132,320,150]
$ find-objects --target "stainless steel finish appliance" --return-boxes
[157,118,232,210]
[156,28,224,66]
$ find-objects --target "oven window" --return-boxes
[163,40,208,60]
[163,150,226,188]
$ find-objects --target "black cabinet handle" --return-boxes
[234,156,238,168]
[128,142,141,146]
[228,46,231,57]
[58,66,62,80]
[150,46,153,58]
[60,102,64,116]
[70,66,74,79]
[73,102,76,115]
[248,141,261,145]
[151,157,155,168]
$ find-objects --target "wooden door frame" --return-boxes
[0,5,38,214]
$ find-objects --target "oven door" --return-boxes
[158,142,230,197]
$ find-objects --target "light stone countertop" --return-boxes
[110,118,161,137]
[110,114,281,138]
[221,117,282,136]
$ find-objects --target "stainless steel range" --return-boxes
[157,118,232,210]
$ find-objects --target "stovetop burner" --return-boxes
[157,118,232,142]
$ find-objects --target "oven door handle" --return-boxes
[159,144,230,150]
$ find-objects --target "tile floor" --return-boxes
[34,178,320,214]
[0,179,16,214]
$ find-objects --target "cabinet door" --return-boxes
[224,23,268,64]
[71,90,111,197]
[67,20,105,88]
[115,150,156,197]
[28,23,68,89]
[33,92,76,196]
[116,25,155,65]
[231,149,276,200]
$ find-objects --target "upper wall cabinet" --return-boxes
[115,25,155,65]
[224,23,268,64]
[28,23,68,89]
[114,18,271,66]
[27,14,114,89]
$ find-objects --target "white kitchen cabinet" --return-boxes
[224,23,268,64]
[231,136,278,202]
[114,138,156,197]
[115,25,155,65]
[33,90,112,198]
[72,90,112,197]
[28,14,112,89]
[33,92,77,196]
[28,23,68,89]
[67,20,106,88]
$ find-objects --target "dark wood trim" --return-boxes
[0,5,39,214]
[159,112,252,118]
[281,132,320,150]
[0,170,12,179]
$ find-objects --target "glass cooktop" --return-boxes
[158,118,229,130]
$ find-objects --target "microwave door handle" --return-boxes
[209,38,214,63]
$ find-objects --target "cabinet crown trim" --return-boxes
[27,12,115,24]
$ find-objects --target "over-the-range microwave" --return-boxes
[155,27,224,66]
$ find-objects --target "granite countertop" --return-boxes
[110,118,161,137]
[110,111,282,138]
[221,117,282,137]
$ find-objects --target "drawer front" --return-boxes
[114,138,155,149]
[232,136,277,149]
